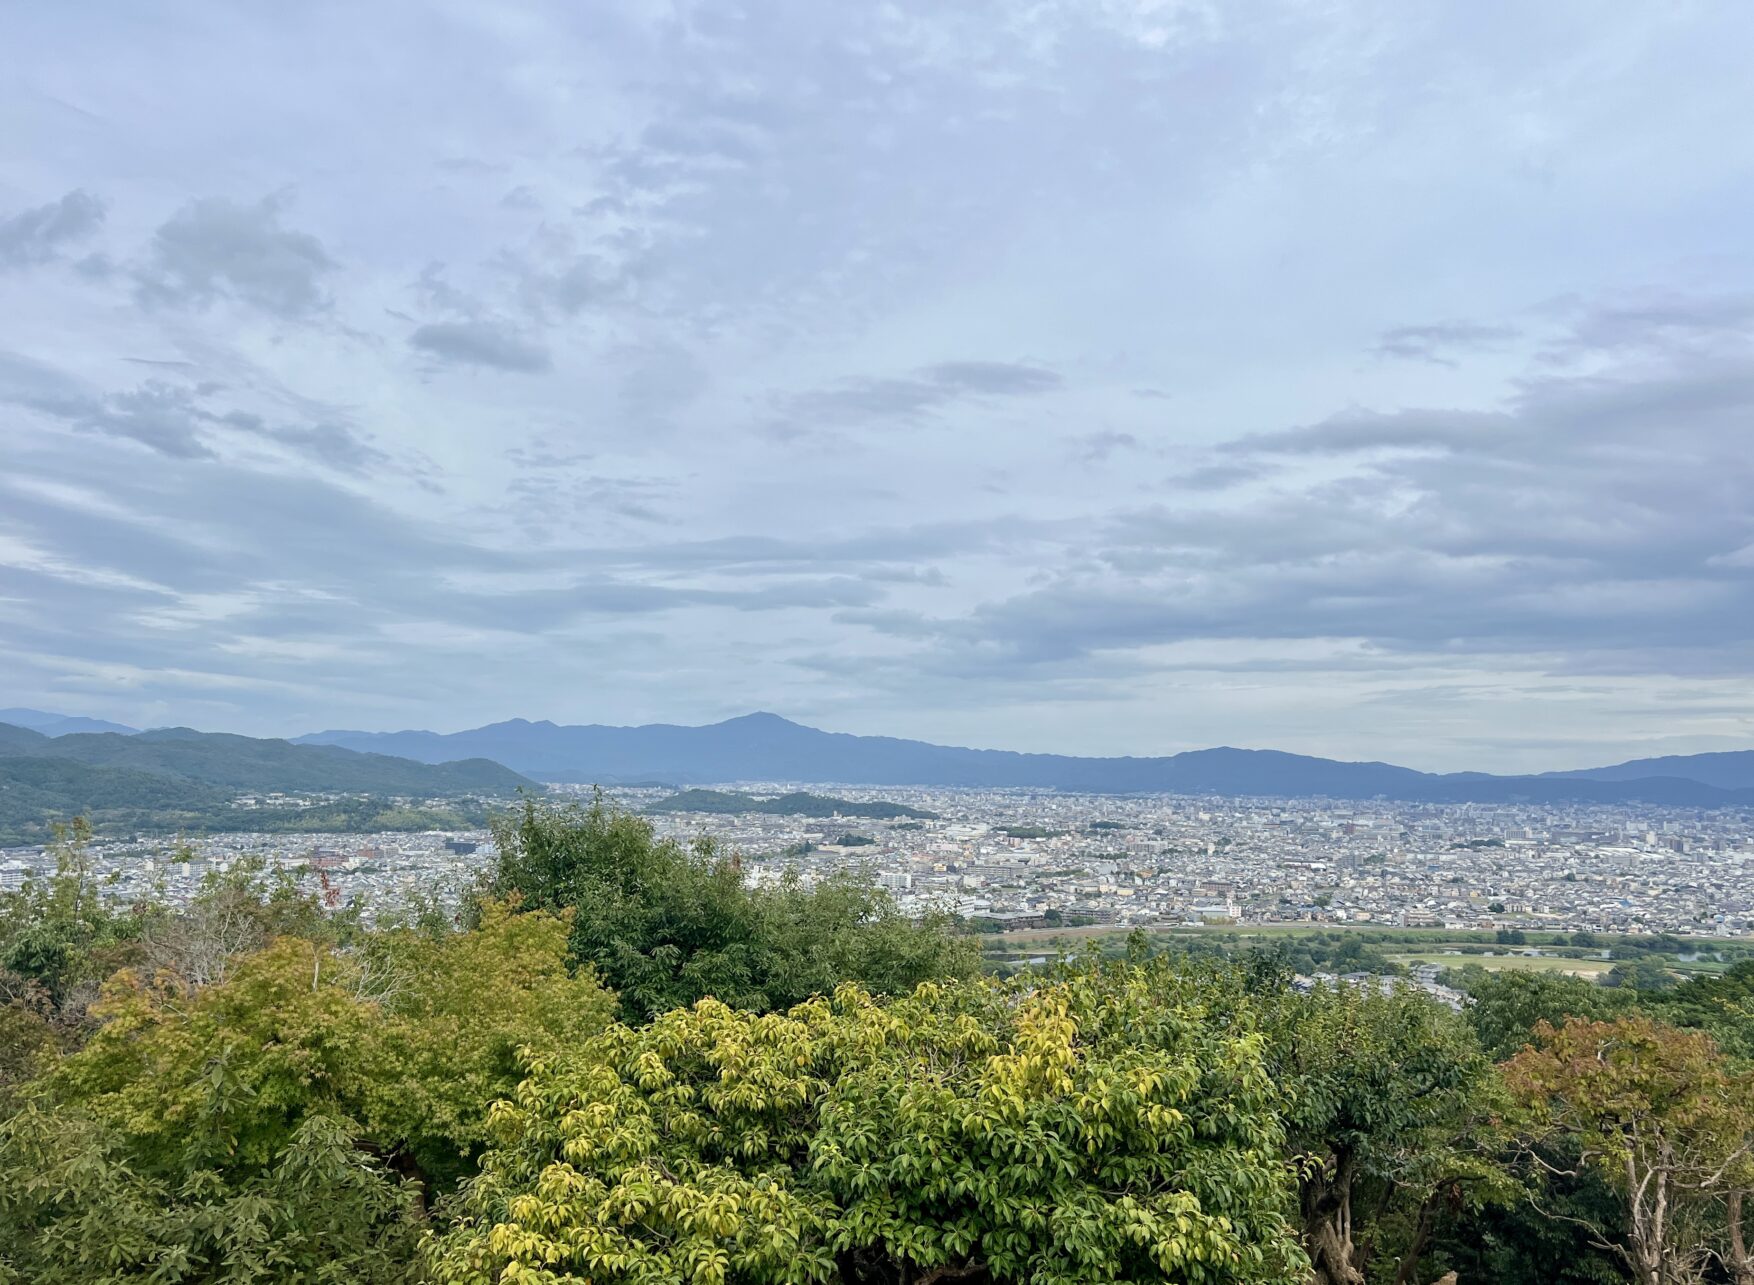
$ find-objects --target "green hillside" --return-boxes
[0,723,534,844]
[0,726,530,794]
[645,788,937,819]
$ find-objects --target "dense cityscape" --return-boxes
[10,782,1749,940]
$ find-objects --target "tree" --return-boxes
[0,819,154,1018]
[1458,970,1634,1062]
[1727,1185,1754,1285]
[361,900,620,1190]
[1649,960,1754,1062]
[1504,1016,1754,1285]
[1644,968,1754,1283]
[426,964,1308,1285]
[1425,974,1643,1284]
[133,852,343,990]
[1253,980,1508,1285]
[486,795,977,1021]
[1421,1162,1628,1285]
[0,902,615,1280]
[0,1106,423,1284]
[1604,959,1679,993]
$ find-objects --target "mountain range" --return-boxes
[296,712,1754,807]
[9,707,1752,810]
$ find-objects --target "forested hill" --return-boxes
[0,724,532,794]
[299,712,1754,806]
[1546,749,1754,791]
[645,789,938,819]
[0,723,535,844]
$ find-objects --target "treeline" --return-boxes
[1,804,1751,1283]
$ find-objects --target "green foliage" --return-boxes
[0,898,614,1281]
[42,900,608,1179]
[6,801,1750,1283]
[1455,969,1635,1061]
[1423,1162,1627,1285]
[1602,958,1678,992]
[1251,979,1509,1285]
[0,1107,423,1284]
[360,901,620,1187]
[1242,935,1402,979]
[426,966,1307,1285]
[0,821,158,1059]
[1647,958,1754,1061]
[486,795,978,1021]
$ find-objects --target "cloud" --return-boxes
[1232,407,1511,457]
[136,195,336,317]
[2,353,386,469]
[435,156,509,175]
[217,413,392,474]
[1165,461,1266,490]
[4,373,216,459]
[1373,320,1519,364]
[806,295,1754,714]
[0,190,106,269]
[1074,430,1139,462]
[923,361,1063,396]
[1544,292,1754,362]
[409,319,552,373]
[0,424,910,730]
[771,360,1062,433]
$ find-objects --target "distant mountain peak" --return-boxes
[0,707,139,737]
[718,711,799,728]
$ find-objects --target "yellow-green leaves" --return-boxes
[426,966,1307,1285]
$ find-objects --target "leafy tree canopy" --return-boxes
[1504,1016,1754,1284]
[485,795,978,1021]
[1250,979,1508,1285]
[1,898,614,1282]
[427,964,1307,1285]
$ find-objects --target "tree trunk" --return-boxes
[1303,1152,1366,1285]
[1390,1192,1441,1285]
[1728,1190,1754,1285]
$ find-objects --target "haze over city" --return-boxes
[6,3,1754,772]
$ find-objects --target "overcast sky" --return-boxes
[4,1,1754,771]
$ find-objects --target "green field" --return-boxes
[977,921,1748,982]
[1382,951,1613,977]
